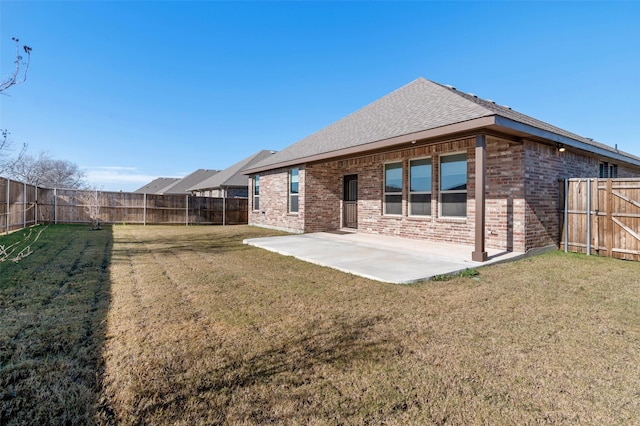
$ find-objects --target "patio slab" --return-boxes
[244,231,525,284]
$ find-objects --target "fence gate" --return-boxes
[561,178,640,261]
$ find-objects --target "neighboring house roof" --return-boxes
[189,150,277,191]
[244,77,640,174]
[161,169,220,194]
[134,169,219,195]
[133,177,181,194]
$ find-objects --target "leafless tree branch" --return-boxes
[0,37,32,93]
[0,130,28,176]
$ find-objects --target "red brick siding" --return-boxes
[308,138,481,246]
[304,162,342,232]
[249,135,640,252]
[248,166,305,233]
[484,138,526,251]
[524,141,603,250]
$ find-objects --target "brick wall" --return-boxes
[248,166,305,233]
[484,137,526,251]
[302,136,522,249]
[521,141,640,250]
[249,134,640,253]
[304,162,341,232]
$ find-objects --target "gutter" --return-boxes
[493,116,640,167]
[243,114,640,175]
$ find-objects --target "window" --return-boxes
[384,162,402,215]
[409,158,432,216]
[289,168,299,213]
[440,153,467,217]
[253,175,260,210]
[599,162,618,178]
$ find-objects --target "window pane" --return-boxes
[290,194,298,213]
[441,193,467,217]
[290,168,299,194]
[410,159,432,192]
[441,154,467,191]
[384,194,402,215]
[410,193,431,216]
[254,175,260,196]
[254,196,259,210]
[385,163,402,193]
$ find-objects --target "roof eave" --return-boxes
[244,114,640,175]
[492,116,640,167]
[242,116,497,174]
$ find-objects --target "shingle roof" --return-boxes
[189,150,276,191]
[133,177,180,194]
[161,169,219,194]
[246,77,638,172]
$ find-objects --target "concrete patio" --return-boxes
[244,231,526,284]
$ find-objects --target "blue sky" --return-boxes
[1,1,639,192]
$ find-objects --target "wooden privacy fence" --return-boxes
[0,177,248,234]
[561,178,640,261]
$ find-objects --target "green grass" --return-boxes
[2,224,640,425]
[0,225,112,425]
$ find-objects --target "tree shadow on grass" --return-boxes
[137,314,397,424]
[0,224,115,425]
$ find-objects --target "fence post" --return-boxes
[5,178,9,235]
[564,178,569,253]
[35,186,38,226]
[586,178,591,256]
[186,195,189,226]
[23,181,26,229]
[606,179,613,257]
[54,188,58,224]
[143,193,147,226]
[223,190,226,226]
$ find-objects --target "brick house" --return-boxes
[243,78,640,261]
[189,150,276,198]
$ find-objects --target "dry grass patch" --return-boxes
[100,225,640,425]
[2,224,638,424]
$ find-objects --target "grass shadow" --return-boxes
[133,313,396,424]
[0,224,114,425]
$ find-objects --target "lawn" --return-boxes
[1,224,639,424]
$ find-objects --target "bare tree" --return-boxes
[0,37,32,93]
[0,130,27,176]
[6,152,86,189]
[1,37,31,174]
[78,187,103,230]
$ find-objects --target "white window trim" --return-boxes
[439,152,468,219]
[383,161,403,216]
[409,157,432,217]
[599,162,618,178]
[253,175,260,211]
[288,168,299,214]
